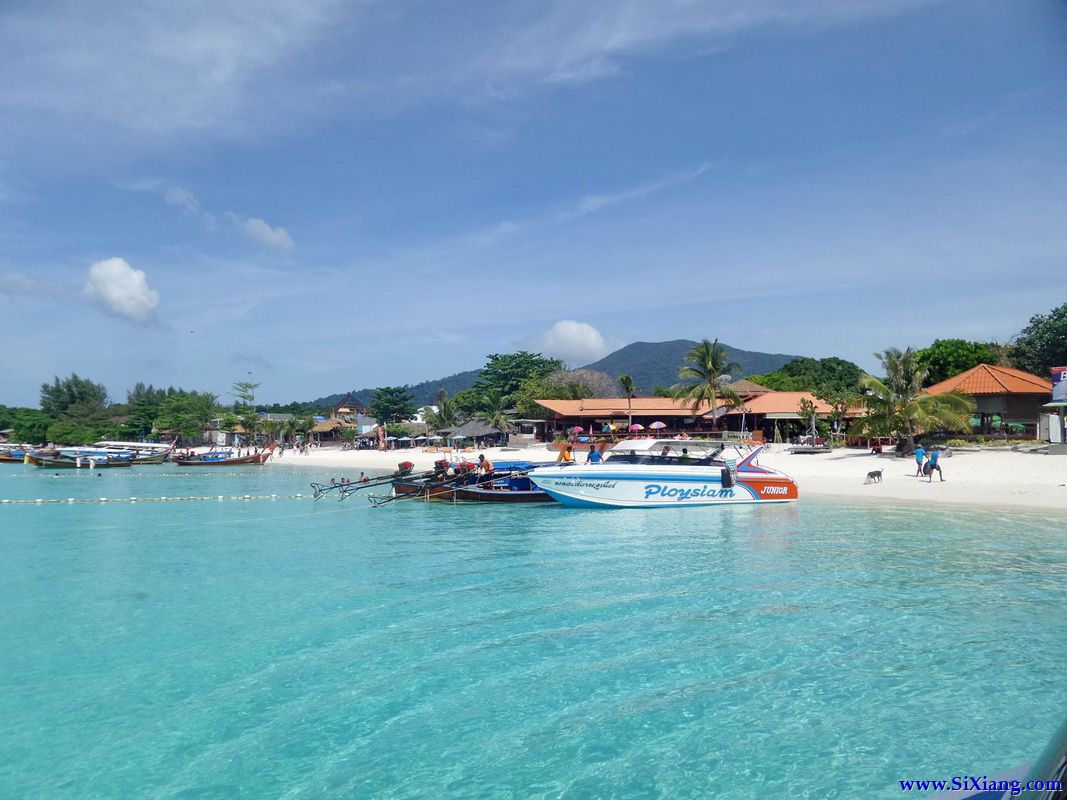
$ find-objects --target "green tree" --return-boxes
[369,386,415,426]
[45,419,100,445]
[915,339,1002,386]
[40,373,109,417]
[850,348,974,451]
[673,339,743,424]
[472,351,563,400]
[423,389,460,432]
[450,389,482,418]
[12,408,55,443]
[126,382,170,435]
[1008,303,1067,376]
[618,374,635,428]
[747,357,863,394]
[476,389,512,432]
[816,388,861,438]
[155,391,219,442]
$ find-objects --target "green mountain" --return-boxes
[580,340,799,394]
[304,340,799,409]
[307,369,481,410]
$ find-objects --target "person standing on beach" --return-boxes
[913,444,926,477]
[927,448,944,482]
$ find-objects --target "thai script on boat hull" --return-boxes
[644,484,734,501]
[549,479,619,491]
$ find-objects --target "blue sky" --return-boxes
[2,0,1066,407]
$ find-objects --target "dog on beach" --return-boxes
[864,469,883,484]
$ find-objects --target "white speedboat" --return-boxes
[529,439,798,509]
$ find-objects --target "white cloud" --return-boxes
[539,320,611,365]
[0,0,337,144]
[478,0,932,87]
[239,216,294,249]
[83,257,160,322]
[163,185,218,231]
[575,162,711,215]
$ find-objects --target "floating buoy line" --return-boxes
[0,494,311,506]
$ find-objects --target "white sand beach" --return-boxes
[270,443,1067,512]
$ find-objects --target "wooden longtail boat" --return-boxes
[174,447,273,466]
[392,461,554,503]
[0,450,28,464]
[27,453,134,469]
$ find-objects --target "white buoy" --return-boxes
[67,498,74,503]
[35,498,43,503]
[100,497,107,502]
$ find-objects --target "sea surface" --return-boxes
[1,464,1065,799]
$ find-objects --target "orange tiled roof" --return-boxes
[534,397,718,417]
[924,364,1052,396]
[723,391,835,415]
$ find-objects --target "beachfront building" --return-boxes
[534,381,786,440]
[716,391,841,441]
[534,397,721,439]
[924,364,1053,437]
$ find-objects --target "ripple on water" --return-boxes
[0,472,1065,799]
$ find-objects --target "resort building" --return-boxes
[924,364,1053,437]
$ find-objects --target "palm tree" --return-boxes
[673,339,743,429]
[476,389,512,434]
[851,347,974,451]
[618,374,635,428]
[259,419,281,445]
[423,389,459,432]
[281,418,298,446]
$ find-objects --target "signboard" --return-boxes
[1053,367,1067,402]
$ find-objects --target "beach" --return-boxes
[271,443,1067,512]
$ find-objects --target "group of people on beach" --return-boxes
[913,445,945,482]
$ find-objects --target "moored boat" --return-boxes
[393,460,554,503]
[27,453,134,469]
[174,447,273,466]
[529,439,798,509]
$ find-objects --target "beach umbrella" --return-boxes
[628,423,644,431]
[569,426,584,433]
[386,436,397,440]
[398,436,413,441]
[649,421,667,429]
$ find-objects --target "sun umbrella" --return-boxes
[649,421,667,429]
[628,424,644,431]
[569,426,584,433]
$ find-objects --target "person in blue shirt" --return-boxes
[586,444,603,464]
[913,445,926,477]
[926,447,944,482]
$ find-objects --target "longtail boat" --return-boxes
[391,460,554,503]
[174,447,273,466]
[0,448,30,464]
[27,453,134,468]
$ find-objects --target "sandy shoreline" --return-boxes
[265,443,1067,512]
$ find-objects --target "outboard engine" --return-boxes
[395,460,415,476]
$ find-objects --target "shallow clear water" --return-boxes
[1,464,1065,799]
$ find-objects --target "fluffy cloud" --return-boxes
[239,216,294,249]
[83,257,160,322]
[538,320,611,365]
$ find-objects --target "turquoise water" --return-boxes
[1,464,1065,799]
